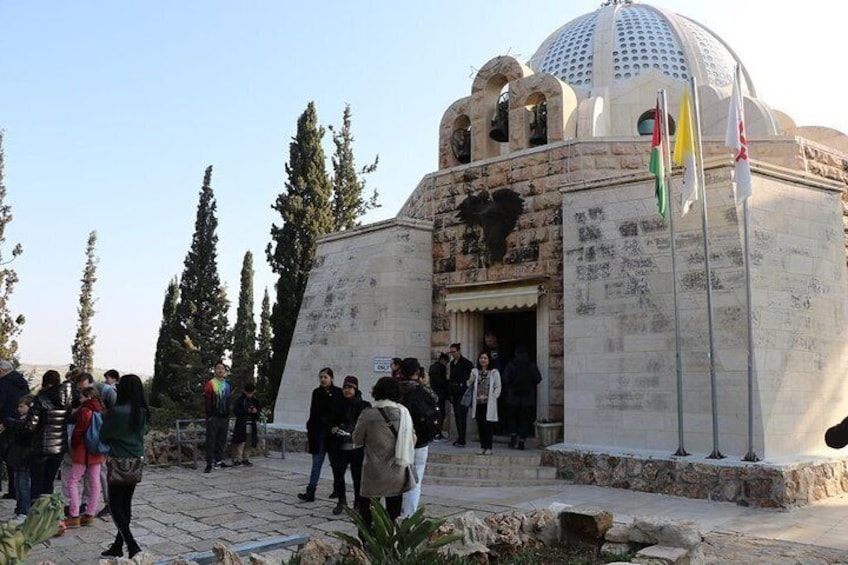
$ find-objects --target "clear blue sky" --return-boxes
[1,1,844,376]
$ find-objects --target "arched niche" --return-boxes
[438,97,472,170]
[508,73,578,151]
[470,56,531,161]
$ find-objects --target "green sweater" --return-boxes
[100,404,148,458]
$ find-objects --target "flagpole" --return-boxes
[741,197,759,462]
[659,89,689,457]
[736,65,760,463]
[691,77,724,459]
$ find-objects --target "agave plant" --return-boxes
[331,500,462,564]
[0,493,65,565]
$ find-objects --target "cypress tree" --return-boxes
[151,277,179,406]
[0,132,24,363]
[169,165,231,406]
[266,102,333,401]
[256,287,272,406]
[330,103,379,231]
[230,251,256,392]
[71,230,98,373]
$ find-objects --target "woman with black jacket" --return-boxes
[29,370,72,500]
[297,367,343,502]
[328,376,370,515]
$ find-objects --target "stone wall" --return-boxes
[542,447,848,509]
[273,219,433,427]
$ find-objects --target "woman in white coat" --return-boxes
[467,351,502,455]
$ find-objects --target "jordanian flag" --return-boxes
[649,97,667,217]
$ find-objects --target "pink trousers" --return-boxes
[68,462,101,517]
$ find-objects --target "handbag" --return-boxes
[460,386,474,408]
[107,456,144,485]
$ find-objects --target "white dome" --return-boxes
[528,1,752,94]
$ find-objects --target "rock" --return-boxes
[632,544,690,564]
[485,511,536,549]
[445,511,493,556]
[601,541,635,559]
[336,542,369,565]
[629,517,701,550]
[211,542,244,565]
[560,506,614,545]
[523,509,558,546]
[606,524,632,543]
[296,537,340,565]
[247,553,276,565]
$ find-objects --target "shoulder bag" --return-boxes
[107,456,144,485]
[376,408,418,491]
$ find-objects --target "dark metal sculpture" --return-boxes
[456,188,524,262]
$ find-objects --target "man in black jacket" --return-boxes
[447,343,474,447]
[0,360,30,499]
[427,353,449,440]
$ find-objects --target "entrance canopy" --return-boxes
[445,283,543,313]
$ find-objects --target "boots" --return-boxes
[101,534,123,557]
[127,542,142,559]
[332,498,347,515]
[297,486,316,502]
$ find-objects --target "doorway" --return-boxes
[482,310,536,436]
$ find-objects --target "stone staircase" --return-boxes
[424,438,559,487]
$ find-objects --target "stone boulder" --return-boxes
[559,506,614,545]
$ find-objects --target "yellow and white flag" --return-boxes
[672,87,699,216]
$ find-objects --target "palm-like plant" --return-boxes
[332,500,462,564]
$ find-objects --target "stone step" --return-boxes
[425,461,558,481]
[427,450,544,467]
[424,475,560,487]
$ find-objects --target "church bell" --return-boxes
[529,101,548,146]
[489,93,509,143]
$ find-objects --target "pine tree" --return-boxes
[330,103,379,231]
[0,132,24,363]
[71,230,98,373]
[168,165,231,406]
[256,287,272,405]
[230,251,256,392]
[266,102,334,401]
[151,277,179,406]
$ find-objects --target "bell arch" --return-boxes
[470,56,531,161]
[508,73,578,151]
[438,97,472,170]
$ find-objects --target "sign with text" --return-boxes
[373,356,393,373]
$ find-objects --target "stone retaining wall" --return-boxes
[143,429,308,466]
[541,447,848,508]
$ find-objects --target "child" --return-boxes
[2,395,35,517]
[231,381,261,466]
[67,386,105,527]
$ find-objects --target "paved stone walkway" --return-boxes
[16,448,848,564]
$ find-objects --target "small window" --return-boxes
[637,109,676,136]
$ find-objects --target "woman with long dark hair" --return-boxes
[99,374,149,559]
[468,351,502,455]
[297,367,342,502]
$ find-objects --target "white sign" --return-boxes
[373,356,393,373]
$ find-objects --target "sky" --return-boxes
[0,1,845,376]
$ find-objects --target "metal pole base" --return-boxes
[742,451,760,462]
[672,448,690,457]
[707,450,726,460]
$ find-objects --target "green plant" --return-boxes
[331,500,462,564]
[0,492,65,564]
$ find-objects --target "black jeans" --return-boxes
[109,483,138,550]
[475,404,493,449]
[359,494,402,530]
[331,448,363,505]
[508,405,535,440]
[449,393,468,443]
[30,454,63,501]
[205,416,228,465]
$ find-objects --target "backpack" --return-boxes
[406,387,441,445]
[84,410,111,455]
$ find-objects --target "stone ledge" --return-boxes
[541,446,848,509]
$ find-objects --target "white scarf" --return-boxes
[372,399,415,467]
